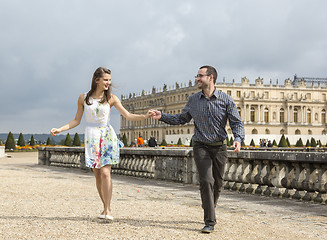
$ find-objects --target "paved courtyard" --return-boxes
[0,152,326,240]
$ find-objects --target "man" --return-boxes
[151,65,245,234]
[137,135,144,147]
[148,136,157,147]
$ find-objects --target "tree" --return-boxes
[229,136,234,145]
[46,137,53,145]
[29,135,36,146]
[177,138,183,145]
[278,134,288,147]
[161,139,167,146]
[64,133,73,146]
[0,138,3,145]
[286,137,291,147]
[73,133,81,146]
[5,132,16,150]
[310,137,317,147]
[122,133,128,147]
[17,133,25,147]
[241,141,245,147]
[250,139,255,147]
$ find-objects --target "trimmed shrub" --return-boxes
[225,137,230,146]
[64,133,73,146]
[305,139,310,147]
[122,133,128,147]
[5,132,16,150]
[17,133,25,147]
[286,137,291,147]
[229,136,234,144]
[46,137,54,145]
[310,137,317,147]
[73,133,81,146]
[296,138,304,147]
[29,135,36,146]
[250,139,255,147]
[272,139,277,146]
[241,141,245,147]
[161,139,167,146]
[177,138,183,145]
[278,134,288,147]
[189,138,193,147]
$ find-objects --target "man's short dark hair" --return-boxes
[200,65,217,84]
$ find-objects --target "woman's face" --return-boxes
[96,73,111,91]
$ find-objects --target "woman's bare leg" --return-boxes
[100,165,113,216]
[93,168,105,212]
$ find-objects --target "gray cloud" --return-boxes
[1,0,327,134]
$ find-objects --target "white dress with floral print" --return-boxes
[84,96,123,168]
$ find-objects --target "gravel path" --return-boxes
[0,152,326,240]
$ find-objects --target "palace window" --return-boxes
[264,108,269,122]
[280,108,285,123]
[237,107,241,118]
[322,109,326,124]
[250,107,255,122]
[187,129,190,134]
[227,90,231,96]
[237,91,241,98]
[252,129,258,134]
[280,129,285,134]
[265,129,270,134]
[307,109,311,124]
[306,93,311,100]
[264,92,269,99]
[323,94,326,101]
[323,130,326,135]
[251,91,255,98]
[294,108,298,123]
[308,129,312,135]
[280,92,284,99]
[295,129,301,135]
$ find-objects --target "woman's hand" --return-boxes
[150,110,162,120]
[50,128,61,136]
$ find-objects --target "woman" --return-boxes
[50,67,152,220]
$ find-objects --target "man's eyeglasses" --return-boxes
[195,74,209,79]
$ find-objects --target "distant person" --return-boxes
[267,140,273,147]
[148,136,157,147]
[137,135,144,147]
[50,67,152,220]
[151,65,245,234]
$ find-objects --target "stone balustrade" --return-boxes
[38,147,327,204]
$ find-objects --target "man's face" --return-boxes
[196,68,211,89]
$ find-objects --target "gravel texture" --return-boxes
[0,152,326,240]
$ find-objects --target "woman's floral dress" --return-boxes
[84,96,123,168]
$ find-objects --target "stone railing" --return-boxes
[38,147,327,204]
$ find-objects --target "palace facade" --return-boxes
[120,76,327,146]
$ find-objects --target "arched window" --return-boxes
[264,107,269,122]
[250,107,255,122]
[265,129,270,134]
[307,109,311,124]
[322,109,326,124]
[323,130,326,135]
[227,128,232,134]
[187,129,190,134]
[237,107,241,118]
[293,108,298,123]
[252,129,258,134]
[280,129,285,134]
[181,129,183,134]
[295,129,301,135]
[308,129,312,135]
[280,108,285,123]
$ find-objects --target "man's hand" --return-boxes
[150,109,162,120]
[232,141,241,153]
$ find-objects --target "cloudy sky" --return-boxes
[1,0,326,135]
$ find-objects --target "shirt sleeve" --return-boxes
[227,97,245,144]
[160,99,193,125]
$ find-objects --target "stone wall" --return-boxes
[38,147,327,204]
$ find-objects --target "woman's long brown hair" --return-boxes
[85,67,112,105]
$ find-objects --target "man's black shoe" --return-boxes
[201,225,214,233]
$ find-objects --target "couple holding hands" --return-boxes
[51,65,244,234]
